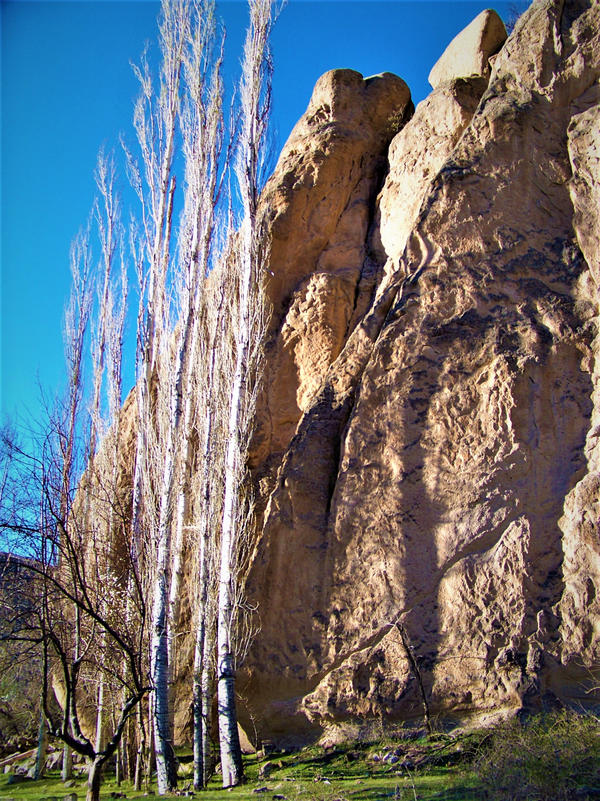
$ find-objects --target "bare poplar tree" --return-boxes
[48,164,141,801]
[216,0,274,786]
[85,149,128,769]
[57,225,94,784]
[125,2,189,791]
[189,253,233,790]
[33,468,148,801]
[166,0,225,675]
[122,0,277,789]
[126,0,228,792]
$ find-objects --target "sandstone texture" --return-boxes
[374,76,488,275]
[252,70,412,474]
[234,0,600,745]
[428,9,507,88]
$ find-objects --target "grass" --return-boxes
[0,734,480,800]
[1,712,598,801]
[472,710,600,800]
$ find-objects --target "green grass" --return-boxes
[241,736,480,801]
[0,769,150,800]
[0,735,480,800]
[1,713,598,801]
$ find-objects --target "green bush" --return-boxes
[472,710,600,800]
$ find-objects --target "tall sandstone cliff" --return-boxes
[223,0,600,745]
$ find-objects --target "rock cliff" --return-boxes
[233,0,600,745]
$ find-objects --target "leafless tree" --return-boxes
[124,0,229,791]
[125,1,189,790]
[0,152,144,801]
[35,470,148,801]
[1,1,277,797]
[188,252,232,789]
[215,0,274,785]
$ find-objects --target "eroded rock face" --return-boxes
[252,69,412,476]
[238,0,600,745]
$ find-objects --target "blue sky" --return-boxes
[1,0,519,427]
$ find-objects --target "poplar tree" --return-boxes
[126,2,189,790]
[216,0,274,786]
[125,0,274,791]
[2,3,277,799]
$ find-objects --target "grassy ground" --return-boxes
[0,733,481,801]
[2,712,599,801]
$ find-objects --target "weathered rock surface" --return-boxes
[374,76,488,275]
[235,0,600,745]
[252,69,412,475]
[428,9,507,89]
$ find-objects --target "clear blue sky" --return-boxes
[1,0,519,427]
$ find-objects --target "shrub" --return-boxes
[472,710,600,800]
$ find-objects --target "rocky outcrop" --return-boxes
[374,75,488,275]
[427,9,506,89]
[252,70,412,473]
[235,0,600,745]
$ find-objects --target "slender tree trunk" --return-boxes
[193,512,216,790]
[216,312,249,786]
[86,757,103,801]
[192,331,220,789]
[395,620,432,735]
[193,605,206,789]
[95,669,105,753]
[217,361,245,787]
[129,7,186,788]
[34,708,48,780]
[201,622,216,787]
[134,704,144,793]
[61,743,73,781]
[166,489,186,666]
[216,360,247,785]
[134,701,145,790]
[134,753,142,791]
[216,0,273,784]
[150,541,178,794]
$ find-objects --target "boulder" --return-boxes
[428,9,507,88]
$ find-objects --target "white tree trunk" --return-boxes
[131,4,188,790]
[217,304,248,787]
[192,602,208,789]
[201,625,216,785]
[216,0,273,785]
[94,675,105,754]
[34,709,48,780]
[61,743,73,782]
[150,506,178,794]
[192,472,217,789]
[216,569,243,785]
